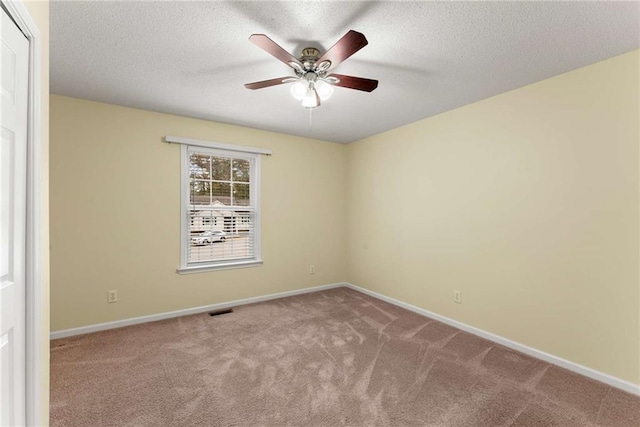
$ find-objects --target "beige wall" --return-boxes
[22,0,50,423]
[346,50,640,384]
[50,95,347,331]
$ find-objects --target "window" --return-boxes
[177,142,264,273]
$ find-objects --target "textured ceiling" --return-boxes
[50,1,639,143]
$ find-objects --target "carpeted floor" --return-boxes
[50,287,640,426]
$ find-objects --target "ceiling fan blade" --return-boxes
[326,74,378,92]
[244,76,295,90]
[316,30,368,71]
[249,34,303,70]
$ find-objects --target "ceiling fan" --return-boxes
[244,30,378,109]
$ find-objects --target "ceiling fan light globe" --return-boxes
[290,81,307,100]
[315,80,334,101]
[302,88,319,108]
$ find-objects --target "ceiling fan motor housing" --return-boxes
[300,47,320,67]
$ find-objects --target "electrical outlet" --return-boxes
[309,265,315,274]
[107,290,118,303]
[454,290,462,304]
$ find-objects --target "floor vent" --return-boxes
[208,308,234,317]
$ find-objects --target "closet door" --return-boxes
[0,5,29,426]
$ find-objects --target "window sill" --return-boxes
[176,260,263,274]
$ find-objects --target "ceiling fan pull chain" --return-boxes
[309,108,313,132]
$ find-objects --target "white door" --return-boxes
[0,6,29,426]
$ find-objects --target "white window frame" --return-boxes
[168,136,270,274]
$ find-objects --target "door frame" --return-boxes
[1,0,44,425]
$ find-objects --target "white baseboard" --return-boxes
[50,282,346,340]
[344,282,640,396]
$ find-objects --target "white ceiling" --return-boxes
[50,1,639,143]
